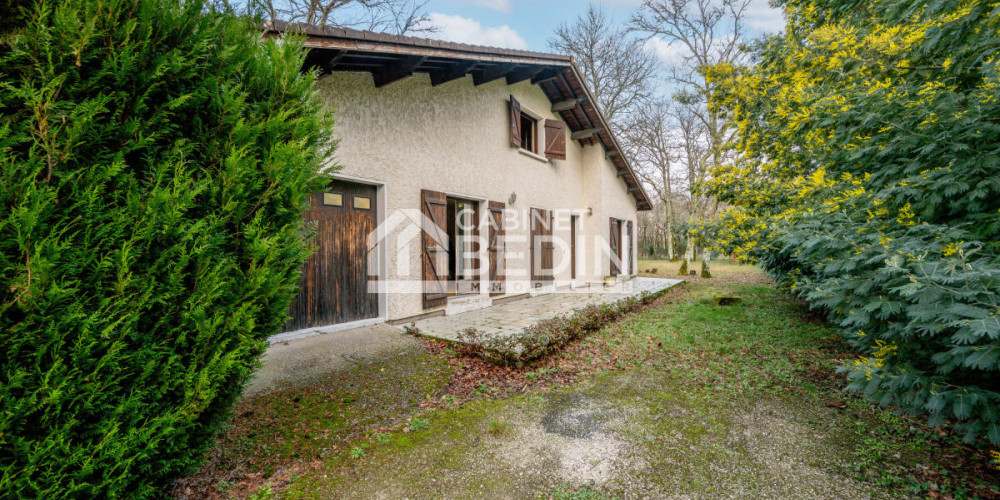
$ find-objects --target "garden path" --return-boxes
[411,277,682,342]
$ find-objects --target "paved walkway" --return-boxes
[411,277,683,342]
[249,277,682,395]
[247,323,423,395]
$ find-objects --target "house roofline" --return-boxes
[265,20,573,66]
[263,21,653,211]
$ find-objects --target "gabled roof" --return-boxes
[264,21,652,211]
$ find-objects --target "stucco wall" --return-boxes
[314,71,640,321]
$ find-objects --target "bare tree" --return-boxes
[632,0,751,273]
[672,92,711,268]
[625,99,678,260]
[549,4,657,129]
[239,0,434,35]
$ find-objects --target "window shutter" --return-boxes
[544,119,567,160]
[488,201,505,297]
[421,189,448,309]
[627,220,634,276]
[509,95,522,148]
[609,218,620,276]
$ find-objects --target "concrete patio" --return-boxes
[251,277,682,394]
[408,277,683,342]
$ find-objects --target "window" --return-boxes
[323,192,343,206]
[446,197,480,295]
[352,196,371,210]
[509,95,562,160]
[519,112,536,153]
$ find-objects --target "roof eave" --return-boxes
[263,21,652,211]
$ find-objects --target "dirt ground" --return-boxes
[175,262,1000,500]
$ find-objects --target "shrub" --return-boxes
[459,291,666,365]
[706,0,1000,442]
[0,0,333,496]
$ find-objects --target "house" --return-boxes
[265,22,653,335]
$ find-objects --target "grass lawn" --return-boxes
[176,262,1000,499]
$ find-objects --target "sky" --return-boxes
[413,0,787,62]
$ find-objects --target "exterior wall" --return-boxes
[314,71,640,321]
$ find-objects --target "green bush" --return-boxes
[706,0,1000,442]
[0,0,333,496]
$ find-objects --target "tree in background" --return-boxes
[626,99,678,260]
[632,0,751,273]
[673,91,714,268]
[230,0,434,34]
[0,0,334,496]
[549,4,658,130]
[707,0,1000,442]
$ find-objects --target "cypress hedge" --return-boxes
[0,0,334,496]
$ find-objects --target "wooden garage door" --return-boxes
[284,181,379,331]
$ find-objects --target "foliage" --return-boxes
[551,484,619,500]
[486,418,510,437]
[705,0,1000,442]
[0,0,334,496]
[408,418,431,432]
[458,292,666,365]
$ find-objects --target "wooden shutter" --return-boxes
[609,218,620,276]
[488,201,505,296]
[509,95,522,148]
[531,208,554,284]
[544,119,567,160]
[542,210,554,281]
[627,220,634,276]
[421,189,448,309]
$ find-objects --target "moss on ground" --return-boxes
[182,263,1000,499]
[176,347,451,497]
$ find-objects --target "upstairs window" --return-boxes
[509,95,566,160]
[520,112,537,153]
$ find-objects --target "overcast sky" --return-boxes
[415,0,786,63]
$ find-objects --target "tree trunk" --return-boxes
[662,164,674,260]
[685,234,694,269]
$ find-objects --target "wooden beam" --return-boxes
[531,68,563,84]
[506,67,544,85]
[372,55,426,88]
[562,71,600,146]
[429,60,476,86]
[473,64,514,86]
[629,186,642,193]
[321,50,347,73]
[616,168,628,176]
[570,127,604,141]
[551,97,587,113]
[605,150,620,160]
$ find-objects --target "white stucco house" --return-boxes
[266,22,653,335]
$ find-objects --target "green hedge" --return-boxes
[0,0,333,496]
[706,0,1000,443]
